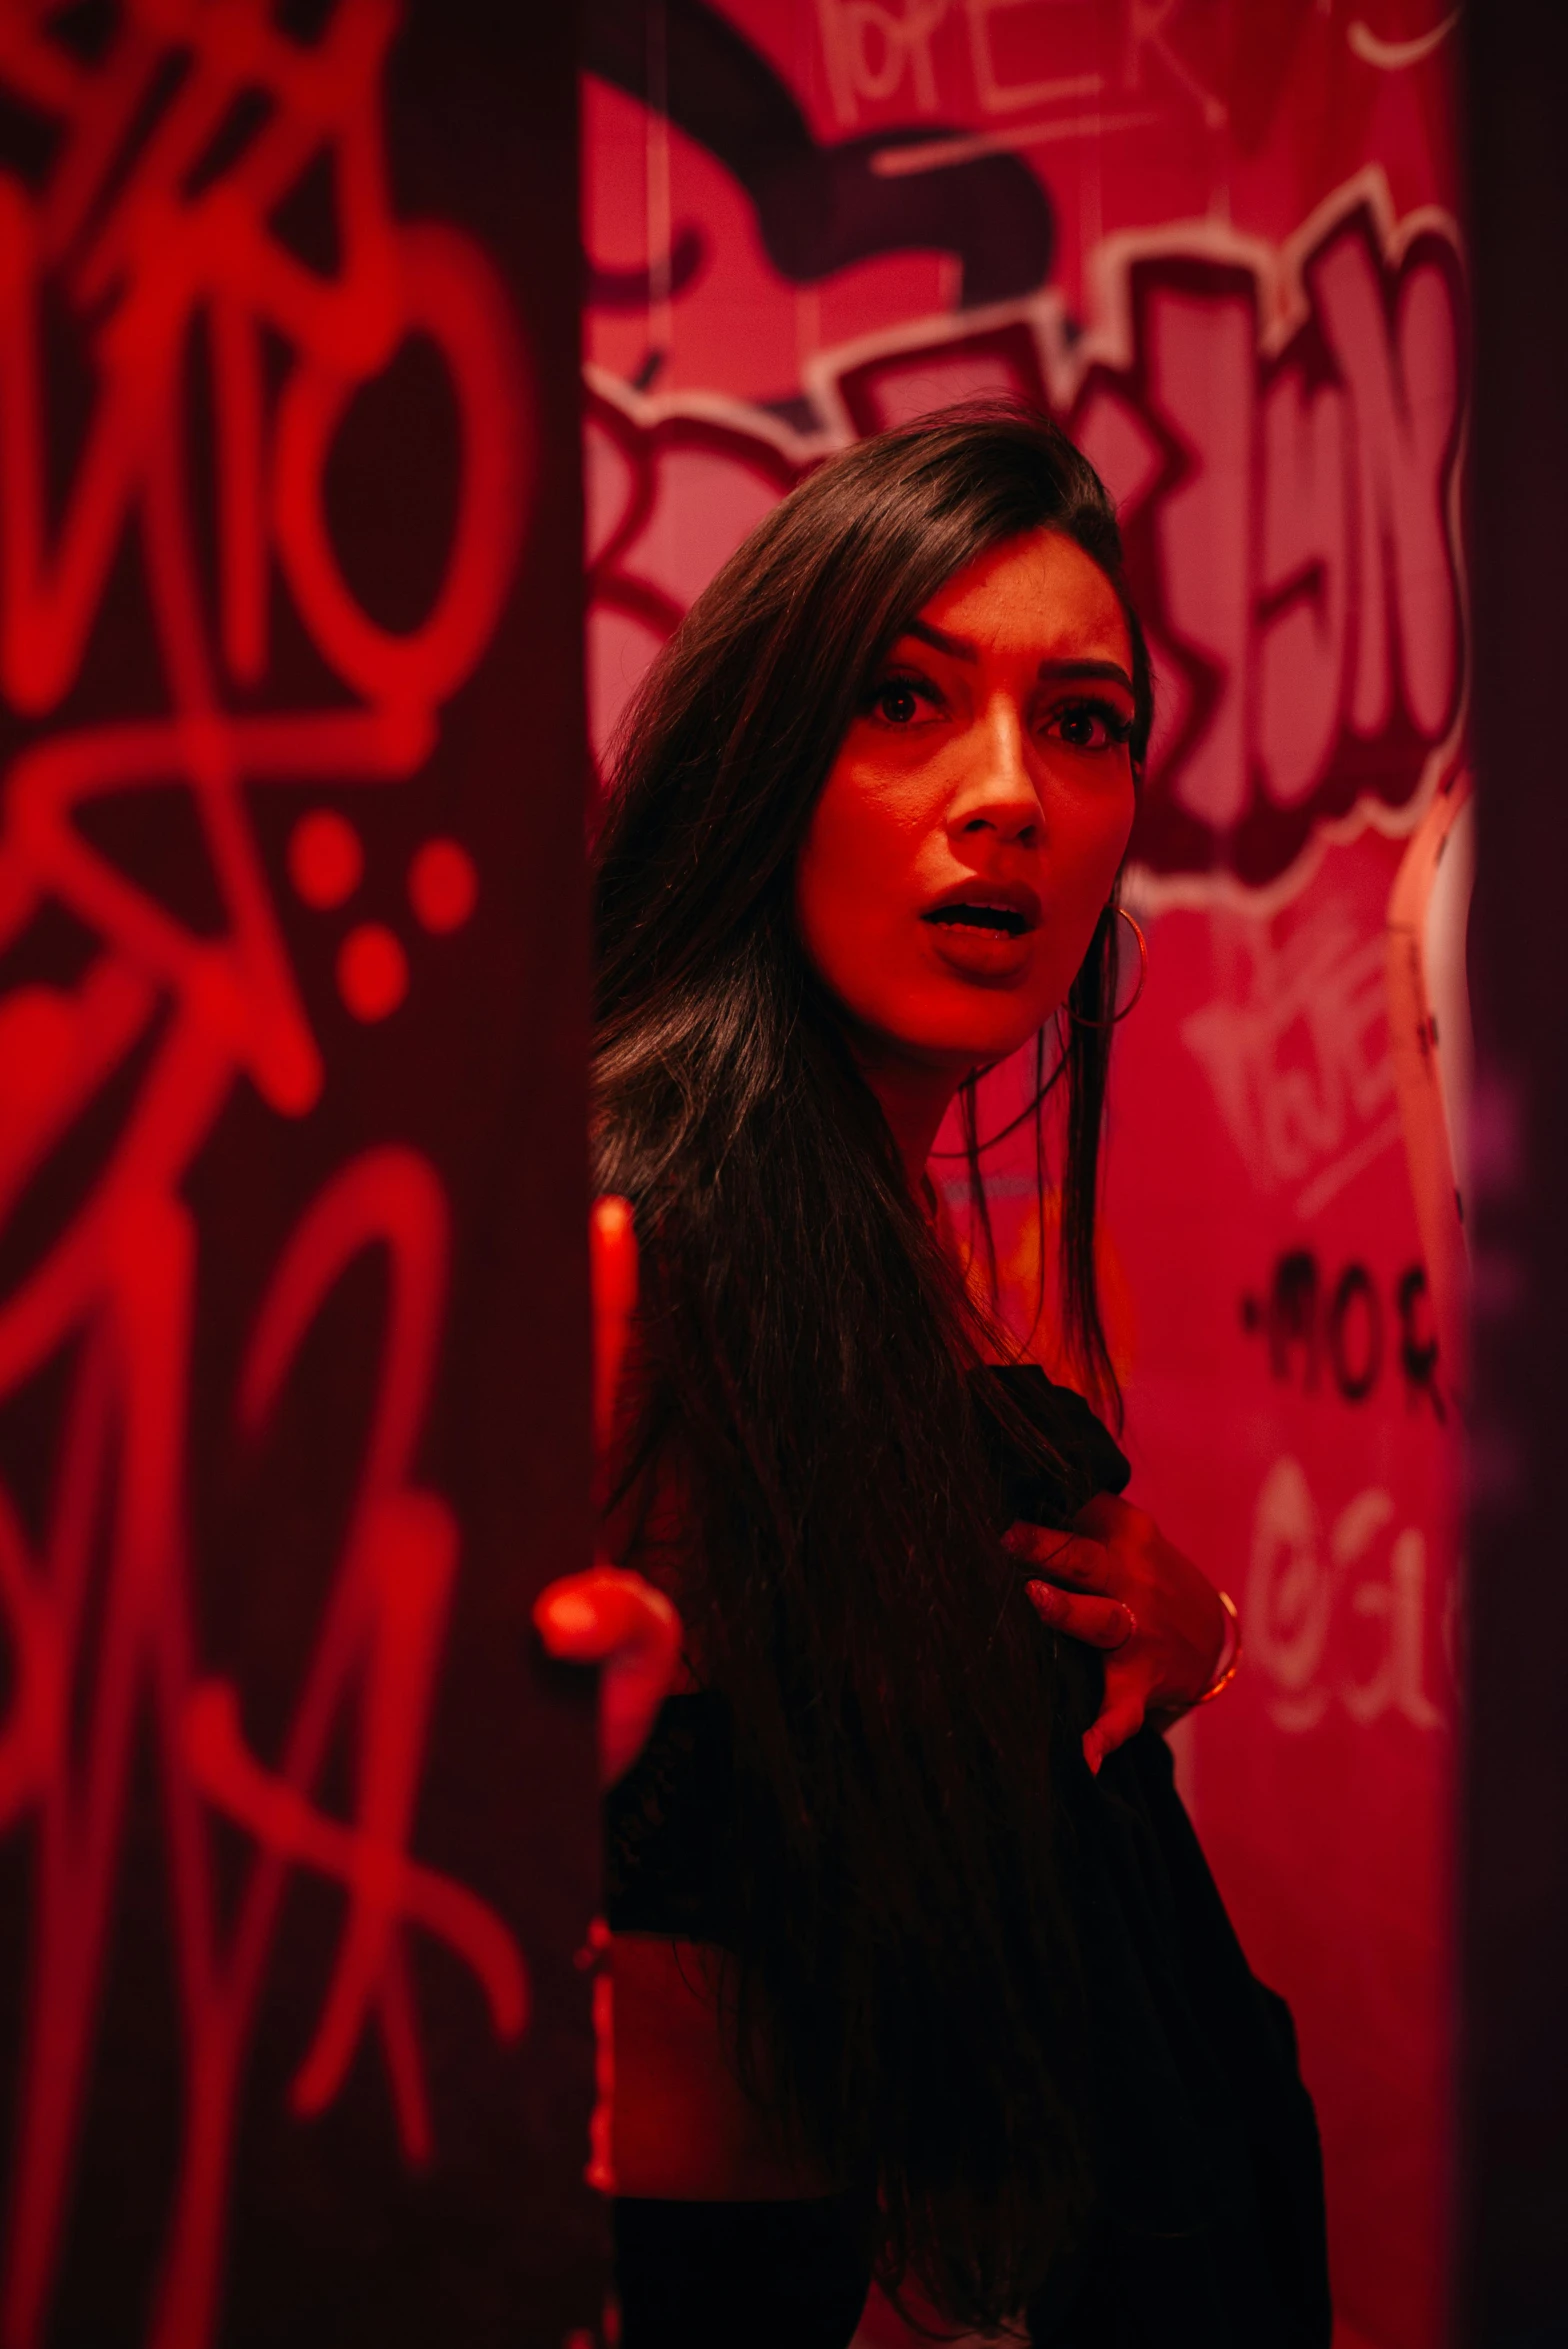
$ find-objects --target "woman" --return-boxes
[541,408,1330,2347]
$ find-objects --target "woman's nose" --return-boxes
[949,706,1042,843]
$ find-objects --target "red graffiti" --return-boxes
[0,4,532,2344]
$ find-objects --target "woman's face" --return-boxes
[795,527,1138,1081]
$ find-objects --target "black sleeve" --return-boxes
[1027,1730,1333,2348]
[972,1361,1131,1527]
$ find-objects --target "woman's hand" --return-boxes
[535,1562,681,1785]
[533,1196,684,1786]
[1004,1493,1228,1774]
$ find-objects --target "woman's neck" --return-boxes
[855,1050,967,1191]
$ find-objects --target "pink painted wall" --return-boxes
[583,8,1463,2344]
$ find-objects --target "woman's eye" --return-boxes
[1050,700,1132,752]
[873,680,924,725]
[865,669,942,726]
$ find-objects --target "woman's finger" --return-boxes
[535,1564,682,1785]
[1083,1681,1147,1775]
[590,1195,638,1459]
[1072,1490,1125,1541]
[1025,1581,1135,1650]
[1003,1524,1114,1589]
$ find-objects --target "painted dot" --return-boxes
[408,836,478,934]
[337,923,408,1022]
[289,809,363,909]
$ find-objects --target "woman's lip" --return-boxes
[921,880,1043,928]
[924,921,1035,985]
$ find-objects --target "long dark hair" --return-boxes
[593,407,1153,2323]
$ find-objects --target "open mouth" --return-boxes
[922,902,1032,939]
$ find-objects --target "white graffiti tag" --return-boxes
[1247,1457,1445,1733]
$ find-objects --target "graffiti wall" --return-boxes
[0,5,598,2346]
[583,6,1461,2345]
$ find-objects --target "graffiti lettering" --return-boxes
[585,172,1464,896]
[810,0,1225,138]
[1241,1251,1444,1418]
[815,0,950,125]
[0,6,531,2344]
[584,381,804,769]
[964,0,1102,118]
[1247,1455,1445,1733]
[1181,893,1397,1212]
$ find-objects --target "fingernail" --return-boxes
[1025,1580,1060,1619]
[1084,1738,1102,1776]
[1114,1604,1136,1640]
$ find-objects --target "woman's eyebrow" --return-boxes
[1038,658,1135,695]
[904,618,977,660]
[901,624,1134,701]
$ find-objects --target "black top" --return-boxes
[605,1365,1331,2348]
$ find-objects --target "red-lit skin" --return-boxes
[796,531,1226,1757]
[796,527,1138,1184]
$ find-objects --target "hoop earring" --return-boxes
[1069,906,1147,1028]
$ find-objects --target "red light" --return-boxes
[338,924,409,1021]
[289,810,364,909]
[408,837,478,933]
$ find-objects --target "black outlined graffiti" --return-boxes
[1242,1250,1445,1416]
[582,0,1055,309]
[584,171,1464,895]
